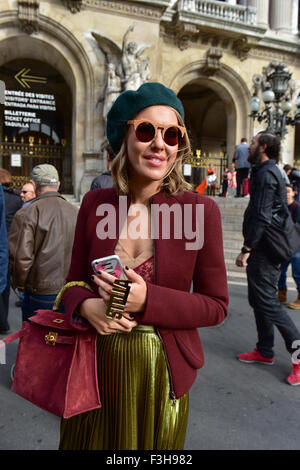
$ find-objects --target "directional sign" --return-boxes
[4,90,56,129]
[14,68,47,89]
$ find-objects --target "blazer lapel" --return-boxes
[93,190,131,258]
[152,192,196,290]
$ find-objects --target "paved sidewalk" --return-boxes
[1,286,300,450]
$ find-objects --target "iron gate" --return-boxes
[184,149,229,191]
[0,135,72,193]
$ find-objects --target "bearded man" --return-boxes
[235,131,300,386]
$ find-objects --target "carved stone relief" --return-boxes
[84,1,162,20]
[18,0,40,35]
[232,37,251,61]
[161,23,200,51]
[92,24,151,121]
[249,48,299,67]
[62,0,83,13]
[202,47,223,76]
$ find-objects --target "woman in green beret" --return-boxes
[60,82,228,450]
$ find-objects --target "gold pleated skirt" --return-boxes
[59,325,189,450]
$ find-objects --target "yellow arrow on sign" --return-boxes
[14,68,47,89]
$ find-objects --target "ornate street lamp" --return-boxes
[249,61,300,138]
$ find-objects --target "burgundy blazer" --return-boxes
[63,188,228,399]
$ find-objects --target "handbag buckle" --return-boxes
[45,331,58,346]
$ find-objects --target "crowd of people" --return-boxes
[0,81,300,451]
[194,141,249,199]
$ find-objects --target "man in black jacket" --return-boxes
[0,169,22,333]
[90,144,114,190]
[235,131,300,386]
[0,169,22,233]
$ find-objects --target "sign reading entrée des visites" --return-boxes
[4,67,56,130]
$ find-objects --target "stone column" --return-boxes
[247,0,269,29]
[281,131,295,166]
[80,152,103,195]
[178,0,195,11]
[292,0,299,34]
[270,0,294,34]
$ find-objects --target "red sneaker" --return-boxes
[237,348,275,365]
[286,363,300,386]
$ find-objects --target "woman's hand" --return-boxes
[79,297,138,335]
[92,266,147,314]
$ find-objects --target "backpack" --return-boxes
[263,170,300,263]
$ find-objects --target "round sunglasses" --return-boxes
[127,119,186,147]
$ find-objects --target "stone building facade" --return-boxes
[0,0,299,197]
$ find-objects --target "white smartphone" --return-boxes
[91,254,127,279]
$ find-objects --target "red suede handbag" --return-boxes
[1,282,101,419]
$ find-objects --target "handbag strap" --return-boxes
[53,281,93,311]
[0,281,93,346]
[0,330,23,346]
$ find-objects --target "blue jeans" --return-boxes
[21,292,63,322]
[0,272,10,331]
[278,248,300,292]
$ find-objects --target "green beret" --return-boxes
[106,82,185,155]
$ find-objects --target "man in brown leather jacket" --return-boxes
[8,164,78,322]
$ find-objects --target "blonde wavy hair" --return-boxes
[111,109,192,195]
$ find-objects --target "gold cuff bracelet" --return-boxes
[105,279,132,320]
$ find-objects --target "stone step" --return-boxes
[225,259,254,273]
[219,207,248,214]
[217,203,248,210]
[225,255,243,264]
[224,247,241,256]
[221,214,244,222]
[211,196,249,208]
[227,271,247,285]
[223,239,243,249]
[226,264,246,273]
[220,210,246,218]
[222,223,243,232]
[62,194,249,213]
[222,230,244,240]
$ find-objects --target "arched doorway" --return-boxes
[178,81,227,153]
[0,12,96,198]
[0,58,72,192]
[171,62,251,190]
[178,80,228,190]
